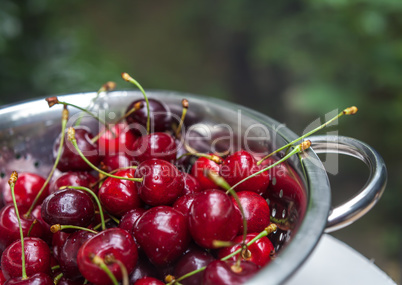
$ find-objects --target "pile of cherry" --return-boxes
[0,75,322,285]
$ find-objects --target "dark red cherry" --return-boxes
[129,255,158,283]
[131,132,177,164]
[51,231,70,262]
[203,260,259,285]
[218,233,275,267]
[98,169,142,217]
[133,206,191,267]
[174,247,215,285]
[98,123,137,157]
[41,189,95,228]
[1,237,51,279]
[125,98,171,135]
[0,270,6,284]
[231,191,270,234]
[4,272,53,285]
[54,126,101,172]
[135,159,184,206]
[2,173,49,208]
[49,171,97,194]
[77,228,138,285]
[219,150,269,195]
[57,277,85,285]
[0,205,45,252]
[173,193,200,220]
[59,230,96,280]
[31,205,53,244]
[181,173,201,196]
[190,156,221,190]
[133,277,165,285]
[188,189,241,249]
[101,153,135,172]
[118,208,146,235]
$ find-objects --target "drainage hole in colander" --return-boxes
[34,161,40,168]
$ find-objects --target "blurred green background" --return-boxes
[1,0,401,282]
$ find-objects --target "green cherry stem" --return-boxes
[256,106,358,166]
[122,72,150,134]
[104,255,129,285]
[67,127,143,183]
[92,255,119,285]
[60,185,106,230]
[54,272,63,285]
[177,152,223,164]
[25,107,69,218]
[8,171,27,279]
[232,141,311,191]
[175,99,189,138]
[50,224,98,234]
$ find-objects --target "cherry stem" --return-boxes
[175,99,189,138]
[27,219,38,237]
[232,141,311,191]
[122,72,150,134]
[177,152,223,164]
[50,224,98,234]
[92,255,119,285]
[51,265,61,271]
[25,107,69,218]
[92,218,111,231]
[104,255,129,285]
[256,106,358,166]
[54,272,63,284]
[91,166,138,188]
[60,185,106,230]
[8,171,27,279]
[68,127,143,183]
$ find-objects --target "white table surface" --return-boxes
[285,234,397,285]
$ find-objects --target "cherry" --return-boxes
[0,205,45,252]
[173,247,215,285]
[181,173,201,196]
[101,153,134,172]
[1,237,51,279]
[58,230,96,280]
[133,206,191,267]
[77,228,138,285]
[219,150,269,195]
[203,260,259,285]
[31,205,53,244]
[172,193,200,220]
[41,188,95,228]
[51,231,70,262]
[131,132,177,164]
[54,126,101,172]
[133,276,165,285]
[4,272,54,285]
[218,233,274,267]
[56,277,85,285]
[118,208,146,235]
[125,98,171,135]
[97,123,137,157]
[2,173,49,208]
[188,189,241,249]
[135,159,184,206]
[190,156,222,190]
[231,191,270,234]
[98,169,142,217]
[129,255,158,284]
[49,171,97,194]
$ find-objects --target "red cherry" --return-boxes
[129,256,158,284]
[0,270,6,284]
[49,171,97,195]
[133,206,191,267]
[181,173,201,196]
[173,193,200,220]
[31,205,53,244]
[217,233,274,267]
[131,132,177,164]
[2,173,49,208]
[51,231,70,263]
[77,228,138,285]
[231,191,270,234]
[3,272,53,285]
[135,159,184,206]
[54,126,101,172]
[101,153,134,172]
[203,260,259,285]
[118,208,146,235]
[133,276,165,285]
[219,150,269,195]
[98,169,142,217]
[190,156,221,190]
[1,237,51,279]
[188,189,241,249]
[98,123,137,157]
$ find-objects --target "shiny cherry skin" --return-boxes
[4,272,53,285]
[41,188,95,228]
[101,153,134,172]
[135,159,184,206]
[174,247,215,285]
[129,255,158,283]
[98,123,136,157]
[59,230,96,280]
[181,173,201,196]
[190,156,221,190]
[0,205,45,252]
[51,231,70,262]
[98,169,142,217]
[54,126,101,172]
[133,206,191,267]
[31,205,53,244]
[231,191,270,234]
[49,171,97,194]
[125,98,171,135]
[77,228,138,285]
[131,132,177,164]
[173,193,200,221]
[218,233,275,267]
[133,277,165,285]
[2,173,49,208]
[219,150,269,195]
[203,260,259,285]
[188,189,241,249]
[1,237,51,279]
[118,208,146,235]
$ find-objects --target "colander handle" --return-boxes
[308,135,387,233]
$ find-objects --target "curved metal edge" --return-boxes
[308,135,388,233]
